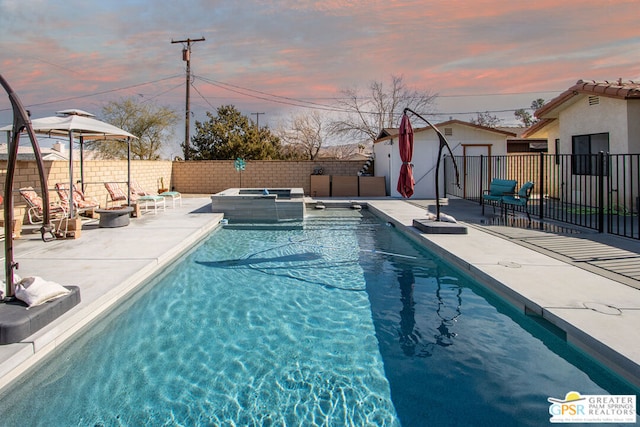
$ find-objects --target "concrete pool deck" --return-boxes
[0,196,639,391]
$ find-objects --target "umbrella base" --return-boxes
[413,218,468,234]
[0,286,80,344]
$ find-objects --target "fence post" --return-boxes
[539,152,545,220]
[598,151,605,233]
[479,154,484,205]
[443,155,448,199]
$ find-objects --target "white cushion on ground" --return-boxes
[15,276,70,308]
[425,212,457,223]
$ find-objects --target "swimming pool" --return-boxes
[0,209,636,426]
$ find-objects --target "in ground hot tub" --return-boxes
[211,188,305,222]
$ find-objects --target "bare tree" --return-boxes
[332,75,437,142]
[470,111,502,128]
[277,110,332,160]
[322,144,359,160]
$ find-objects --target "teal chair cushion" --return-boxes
[503,182,534,206]
[483,179,517,201]
[517,181,535,198]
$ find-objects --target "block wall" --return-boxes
[1,159,367,223]
[1,160,172,223]
[171,160,367,194]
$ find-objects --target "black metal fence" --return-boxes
[444,153,640,240]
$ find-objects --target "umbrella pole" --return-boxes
[127,139,131,205]
[68,131,75,219]
[80,136,85,193]
[402,108,461,220]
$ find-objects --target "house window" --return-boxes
[555,138,560,165]
[571,133,609,176]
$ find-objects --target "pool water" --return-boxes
[0,209,636,426]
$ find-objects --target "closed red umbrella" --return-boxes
[397,113,415,198]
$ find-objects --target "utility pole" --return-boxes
[171,36,205,160]
[251,112,265,129]
[251,112,265,146]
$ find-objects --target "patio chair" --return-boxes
[482,179,517,216]
[502,181,535,221]
[131,180,181,208]
[55,183,100,216]
[104,182,129,208]
[19,187,69,225]
[19,187,69,237]
[128,181,166,214]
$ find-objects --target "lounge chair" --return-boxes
[482,179,517,216]
[104,182,129,208]
[19,187,70,237]
[128,181,166,214]
[55,183,100,216]
[19,187,69,225]
[131,180,181,208]
[105,182,164,214]
[502,181,535,221]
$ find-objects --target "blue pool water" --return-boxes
[0,209,637,426]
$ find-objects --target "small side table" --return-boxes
[95,206,134,228]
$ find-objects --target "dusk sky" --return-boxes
[1,0,639,153]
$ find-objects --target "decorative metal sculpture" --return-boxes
[402,107,461,220]
[1,74,55,299]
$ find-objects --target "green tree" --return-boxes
[89,97,179,160]
[514,108,533,127]
[531,98,546,111]
[190,105,282,160]
[515,98,545,127]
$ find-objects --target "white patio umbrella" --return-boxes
[19,110,137,217]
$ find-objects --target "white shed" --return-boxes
[374,120,515,198]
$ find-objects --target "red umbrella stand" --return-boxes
[397,113,415,198]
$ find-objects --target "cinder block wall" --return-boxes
[1,159,367,223]
[171,160,367,194]
[1,160,172,222]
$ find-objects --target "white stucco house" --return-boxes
[523,79,640,155]
[373,119,516,198]
[521,79,640,206]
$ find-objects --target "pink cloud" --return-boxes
[2,0,639,127]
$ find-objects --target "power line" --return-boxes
[194,75,538,119]
[191,82,218,111]
[438,90,562,98]
[0,75,182,114]
[1,71,553,123]
[194,75,349,113]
